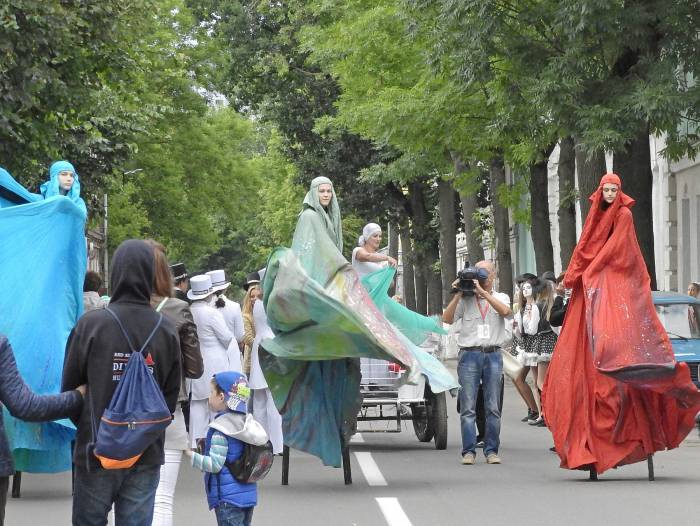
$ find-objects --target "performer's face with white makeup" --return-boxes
[58,170,74,194]
[522,282,533,298]
[602,183,619,204]
[318,183,333,207]
[367,230,382,250]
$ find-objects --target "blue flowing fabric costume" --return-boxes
[0,165,87,472]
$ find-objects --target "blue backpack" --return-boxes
[90,307,172,469]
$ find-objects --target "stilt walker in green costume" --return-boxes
[261,177,457,467]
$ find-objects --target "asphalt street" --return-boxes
[6,365,700,526]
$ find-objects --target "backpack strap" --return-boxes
[105,307,163,355]
[155,298,168,312]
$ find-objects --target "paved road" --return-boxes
[6,370,700,526]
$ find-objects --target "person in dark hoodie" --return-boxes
[0,336,85,526]
[62,239,181,526]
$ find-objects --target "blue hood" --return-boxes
[40,161,87,217]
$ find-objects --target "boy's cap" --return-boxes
[214,371,250,414]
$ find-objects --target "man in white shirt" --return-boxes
[443,260,512,466]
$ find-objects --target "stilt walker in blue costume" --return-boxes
[260,177,457,467]
[0,162,87,473]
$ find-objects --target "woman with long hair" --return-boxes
[511,276,539,423]
[241,284,261,376]
[146,240,203,526]
[528,276,558,427]
[543,173,700,475]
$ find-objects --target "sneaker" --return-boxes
[461,453,475,465]
[475,440,485,449]
[528,415,543,426]
[522,409,536,422]
[536,418,547,428]
[486,453,501,464]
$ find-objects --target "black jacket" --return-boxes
[549,295,567,327]
[62,240,181,470]
[0,336,82,476]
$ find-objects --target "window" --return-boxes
[655,303,700,338]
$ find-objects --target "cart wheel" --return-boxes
[431,390,448,450]
[411,402,434,442]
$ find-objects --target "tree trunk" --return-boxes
[409,181,442,315]
[557,136,577,270]
[387,222,400,297]
[452,152,485,263]
[574,137,607,220]
[388,222,399,261]
[529,145,556,274]
[437,178,457,307]
[613,124,657,290]
[398,220,416,311]
[489,156,514,298]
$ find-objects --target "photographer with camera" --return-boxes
[443,261,512,465]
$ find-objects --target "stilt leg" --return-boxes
[281,445,290,486]
[647,455,654,481]
[11,471,21,498]
[342,445,352,485]
[588,468,598,481]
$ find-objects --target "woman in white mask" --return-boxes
[186,274,235,449]
[514,278,540,423]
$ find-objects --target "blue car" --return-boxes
[652,291,700,388]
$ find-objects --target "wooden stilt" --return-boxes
[647,455,655,481]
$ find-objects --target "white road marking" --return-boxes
[354,451,387,486]
[376,498,414,526]
[350,433,365,443]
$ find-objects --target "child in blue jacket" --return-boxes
[186,371,268,526]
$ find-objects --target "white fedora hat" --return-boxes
[187,274,215,301]
[205,269,230,293]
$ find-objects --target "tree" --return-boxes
[0,0,182,203]
[557,137,577,270]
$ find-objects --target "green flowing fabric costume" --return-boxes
[261,177,457,467]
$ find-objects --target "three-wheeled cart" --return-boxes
[357,336,448,449]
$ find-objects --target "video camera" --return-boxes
[455,262,489,296]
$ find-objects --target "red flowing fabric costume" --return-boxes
[542,173,700,474]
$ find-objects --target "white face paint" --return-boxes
[522,283,533,298]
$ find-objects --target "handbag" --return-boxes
[500,339,525,379]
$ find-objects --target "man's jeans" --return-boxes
[73,464,160,526]
[215,503,254,526]
[457,349,503,457]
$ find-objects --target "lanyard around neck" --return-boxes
[477,298,489,321]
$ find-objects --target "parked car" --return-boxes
[652,291,700,388]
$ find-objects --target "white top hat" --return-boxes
[205,269,230,293]
[187,274,215,301]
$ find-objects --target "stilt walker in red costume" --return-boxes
[542,173,700,475]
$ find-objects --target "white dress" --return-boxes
[249,300,284,453]
[218,296,245,367]
[188,300,235,445]
[351,247,385,277]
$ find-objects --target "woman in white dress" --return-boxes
[249,298,284,454]
[187,274,237,448]
[206,269,245,365]
[351,223,397,278]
